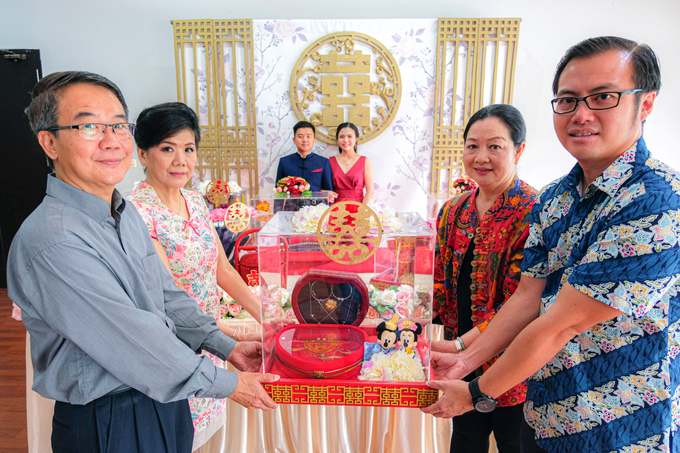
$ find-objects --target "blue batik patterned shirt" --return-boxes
[520,138,680,453]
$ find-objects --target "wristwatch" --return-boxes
[469,377,498,413]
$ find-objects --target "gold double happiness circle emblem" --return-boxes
[290,32,402,145]
[205,180,229,207]
[224,202,251,233]
[316,201,382,265]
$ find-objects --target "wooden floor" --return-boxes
[0,288,28,452]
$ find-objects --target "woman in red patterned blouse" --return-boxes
[433,104,538,453]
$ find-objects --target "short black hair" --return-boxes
[25,71,128,170]
[134,102,201,151]
[463,104,526,148]
[335,122,360,153]
[293,120,316,136]
[552,36,661,104]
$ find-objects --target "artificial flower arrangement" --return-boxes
[366,201,404,234]
[274,176,312,198]
[449,176,478,197]
[359,315,426,382]
[219,285,298,321]
[366,283,432,321]
[290,201,404,234]
[291,203,330,233]
[219,289,254,320]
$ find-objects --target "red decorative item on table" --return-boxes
[449,176,478,196]
[275,176,312,197]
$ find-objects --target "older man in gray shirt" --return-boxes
[7,71,279,452]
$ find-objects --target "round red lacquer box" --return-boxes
[275,324,368,379]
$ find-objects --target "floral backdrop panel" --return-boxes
[253,19,438,215]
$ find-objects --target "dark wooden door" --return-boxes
[0,50,48,288]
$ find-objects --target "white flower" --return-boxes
[197,180,211,196]
[398,284,414,294]
[279,288,290,305]
[367,201,403,233]
[291,203,330,233]
[415,285,430,295]
[359,350,425,382]
[378,289,397,307]
[227,180,242,193]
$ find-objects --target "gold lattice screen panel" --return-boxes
[430,18,520,195]
[173,19,259,197]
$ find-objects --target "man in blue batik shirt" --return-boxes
[276,120,337,202]
[424,37,680,453]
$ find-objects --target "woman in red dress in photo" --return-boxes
[329,122,374,203]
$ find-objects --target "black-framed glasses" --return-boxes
[44,123,135,140]
[551,89,643,114]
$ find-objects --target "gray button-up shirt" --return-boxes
[8,175,239,404]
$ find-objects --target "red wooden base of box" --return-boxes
[261,324,438,408]
[263,379,438,407]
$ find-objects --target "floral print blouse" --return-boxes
[128,181,225,438]
[434,177,537,406]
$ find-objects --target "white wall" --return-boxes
[2,0,679,194]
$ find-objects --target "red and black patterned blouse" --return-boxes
[434,177,537,406]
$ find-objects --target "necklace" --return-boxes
[162,191,185,218]
[308,281,356,324]
[337,153,359,173]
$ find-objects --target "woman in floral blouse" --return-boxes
[128,102,260,451]
[433,104,538,453]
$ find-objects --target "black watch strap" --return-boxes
[469,376,498,413]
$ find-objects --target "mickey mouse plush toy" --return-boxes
[363,313,400,360]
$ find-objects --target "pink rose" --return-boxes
[271,290,282,304]
[285,308,296,319]
[382,309,395,320]
[211,208,227,222]
[275,20,297,40]
[398,35,417,57]
[11,303,22,321]
[412,306,425,319]
[396,290,413,303]
[394,302,411,318]
[227,303,242,317]
[367,307,379,319]
[220,305,228,315]
[271,305,283,318]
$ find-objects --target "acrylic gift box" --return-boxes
[258,203,438,407]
